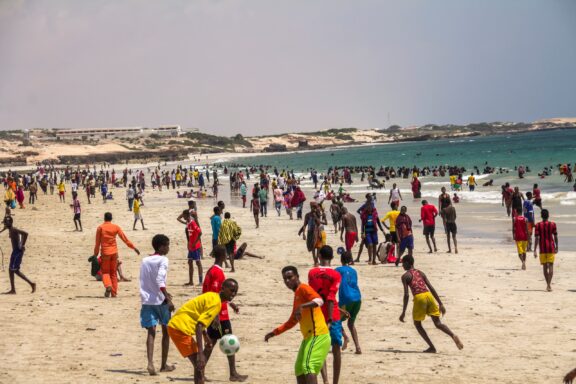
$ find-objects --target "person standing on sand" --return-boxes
[336,249,362,355]
[399,255,463,353]
[202,246,248,382]
[70,191,82,231]
[133,194,147,230]
[438,187,451,232]
[0,216,36,294]
[218,212,242,273]
[360,203,385,265]
[532,183,542,209]
[443,202,458,254]
[93,212,140,297]
[512,207,529,270]
[185,210,203,286]
[533,209,558,292]
[502,182,514,217]
[420,200,438,254]
[340,207,359,253]
[388,183,402,207]
[140,234,175,376]
[395,206,414,264]
[265,266,330,384]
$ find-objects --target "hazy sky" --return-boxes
[1,0,575,135]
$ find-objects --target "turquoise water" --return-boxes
[227,129,576,173]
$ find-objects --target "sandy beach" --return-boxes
[1,169,575,384]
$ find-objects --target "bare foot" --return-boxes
[104,287,112,297]
[147,363,157,376]
[160,364,175,373]
[423,347,437,353]
[2,290,16,295]
[521,263,526,270]
[230,373,248,382]
[428,250,433,254]
[133,228,137,231]
[446,250,452,253]
[455,249,459,254]
[183,282,194,286]
[355,348,362,354]
[342,337,349,351]
[31,283,36,293]
[119,278,131,282]
[547,286,552,292]
[453,335,464,350]
[434,248,438,253]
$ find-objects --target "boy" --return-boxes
[265,266,330,384]
[202,246,247,382]
[308,245,343,384]
[57,179,66,202]
[133,194,147,230]
[443,202,458,254]
[218,212,242,273]
[512,208,529,270]
[534,209,558,292]
[336,248,362,354]
[395,206,414,263]
[399,255,463,353]
[70,191,83,231]
[168,280,239,384]
[523,192,535,251]
[419,200,438,253]
[140,234,175,375]
[0,216,36,294]
[185,214,203,286]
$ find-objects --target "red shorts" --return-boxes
[345,231,357,251]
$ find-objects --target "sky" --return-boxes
[1,0,575,136]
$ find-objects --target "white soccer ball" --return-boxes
[219,334,240,356]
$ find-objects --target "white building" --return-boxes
[54,125,184,140]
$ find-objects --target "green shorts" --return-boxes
[341,301,361,323]
[295,334,331,377]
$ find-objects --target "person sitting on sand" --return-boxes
[399,255,463,353]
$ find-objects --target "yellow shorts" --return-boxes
[315,231,327,249]
[516,241,528,254]
[539,253,555,265]
[412,292,440,322]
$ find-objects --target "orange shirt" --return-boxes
[273,284,328,339]
[93,222,135,257]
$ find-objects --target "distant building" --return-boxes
[53,125,185,140]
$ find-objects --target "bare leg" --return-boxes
[347,319,361,354]
[141,219,147,230]
[431,236,438,252]
[414,321,436,353]
[228,250,235,273]
[14,270,35,292]
[227,354,248,381]
[146,327,158,375]
[431,316,463,349]
[332,344,341,384]
[320,364,329,384]
[196,260,204,283]
[188,353,204,384]
[446,232,452,253]
[184,260,194,285]
[452,233,458,254]
[425,235,433,253]
[160,325,175,372]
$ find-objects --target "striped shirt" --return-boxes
[535,220,557,254]
[218,219,241,245]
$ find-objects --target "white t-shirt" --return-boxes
[390,188,401,201]
[139,254,169,305]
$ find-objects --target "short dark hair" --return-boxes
[213,245,227,261]
[526,191,532,199]
[281,265,299,277]
[402,255,414,268]
[104,212,113,221]
[152,234,170,252]
[319,245,333,260]
[541,209,549,220]
[340,250,353,265]
[224,212,231,219]
[213,206,221,215]
[222,278,238,289]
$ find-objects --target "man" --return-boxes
[420,200,438,253]
[210,206,222,251]
[443,202,458,254]
[258,186,268,217]
[502,182,514,217]
[533,209,558,292]
[387,183,402,207]
[329,199,342,234]
[532,183,542,209]
[512,208,529,270]
[467,173,476,191]
[218,212,242,273]
[395,206,414,264]
[399,255,463,353]
[265,266,330,384]
[140,234,175,375]
[133,194,147,230]
[168,280,239,384]
[381,202,400,261]
[438,187,451,232]
[126,186,135,211]
[202,246,247,382]
[70,191,83,232]
[308,246,343,384]
[360,204,385,265]
[0,216,36,294]
[93,212,140,297]
[523,192,535,251]
[339,207,359,253]
[299,202,325,266]
[274,185,284,216]
[186,212,203,286]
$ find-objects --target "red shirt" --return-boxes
[202,265,229,321]
[503,188,513,203]
[187,220,202,251]
[533,188,541,200]
[308,267,341,322]
[420,204,438,227]
[513,216,528,241]
[535,221,557,254]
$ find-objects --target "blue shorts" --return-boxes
[9,249,23,271]
[187,249,201,261]
[140,304,171,328]
[329,320,343,347]
[399,235,414,252]
[364,232,378,245]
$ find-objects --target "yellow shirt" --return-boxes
[133,199,140,214]
[382,210,400,232]
[450,175,456,185]
[58,183,65,192]
[468,176,476,186]
[168,292,222,336]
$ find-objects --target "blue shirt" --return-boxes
[335,266,361,306]
[523,200,534,223]
[211,215,222,240]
